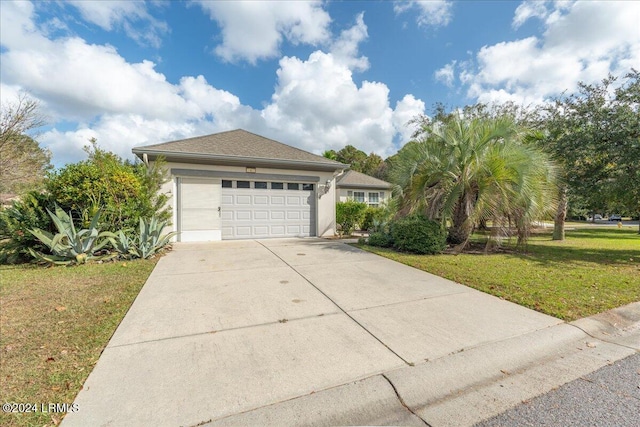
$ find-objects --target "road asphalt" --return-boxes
[476,352,640,427]
[61,238,640,427]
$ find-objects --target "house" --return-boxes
[132,129,348,242]
[335,170,393,207]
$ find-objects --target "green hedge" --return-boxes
[390,215,446,254]
[367,231,394,248]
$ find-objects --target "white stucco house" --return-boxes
[335,170,393,207]
[132,129,348,242]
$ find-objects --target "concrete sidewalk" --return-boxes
[62,239,640,427]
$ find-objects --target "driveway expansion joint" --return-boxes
[346,289,471,313]
[106,311,343,349]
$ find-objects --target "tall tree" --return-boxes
[540,71,640,235]
[361,153,383,176]
[0,94,51,195]
[335,145,367,171]
[391,113,558,250]
[332,145,386,177]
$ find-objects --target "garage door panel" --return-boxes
[235,226,252,237]
[236,195,252,204]
[254,211,269,220]
[271,225,285,234]
[287,225,301,234]
[222,185,315,239]
[236,211,251,220]
[254,226,269,235]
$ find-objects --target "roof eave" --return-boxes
[336,183,394,190]
[132,149,349,172]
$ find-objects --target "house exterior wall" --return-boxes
[337,187,388,206]
[156,161,338,240]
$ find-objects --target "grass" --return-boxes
[359,227,640,321]
[0,259,158,427]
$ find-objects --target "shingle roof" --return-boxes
[336,170,393,189]
[132,129,347,170]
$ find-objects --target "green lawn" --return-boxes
[0,259,157,427]
[360,228,640,321]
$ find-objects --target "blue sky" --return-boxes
[1,1,638,167]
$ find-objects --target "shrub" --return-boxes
[367,231,394,248]
[45,142,170,234]
[361,206,383,231]
[390,215,447,254]
[336,200,367,236]
[0,191,55,263]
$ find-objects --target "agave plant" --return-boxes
[131,217,177,259]
[28,205,116,265]
[108,229,137,259]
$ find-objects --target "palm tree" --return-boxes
[390,113,558,250]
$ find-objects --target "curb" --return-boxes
[203,303,640,426]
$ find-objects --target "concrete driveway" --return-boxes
[62,239,638,427]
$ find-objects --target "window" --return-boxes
[379,191,385,200]
[347,190,353,197]
[368,192,379,206]
[254,181,267,189]
[222,180,232,188]
[354,191,365,202]
[287,183,299,190]
[302,183,314,191]
[271,182,284,190]
[237,181,250,189]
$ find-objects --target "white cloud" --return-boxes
[440,1,640,105]
[1,1,424,166]
[329,12,370,72]
[512,0,551,29]
[435,61,456,87]
[392,95,426,143]
[394,0,453,28]
[262,48,424,157]
[195,0,331,64]
[65,1,168,48]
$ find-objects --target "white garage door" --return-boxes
[221,180,315,239]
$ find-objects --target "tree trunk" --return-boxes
[553,186,568,241]
[449,196,473,247]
